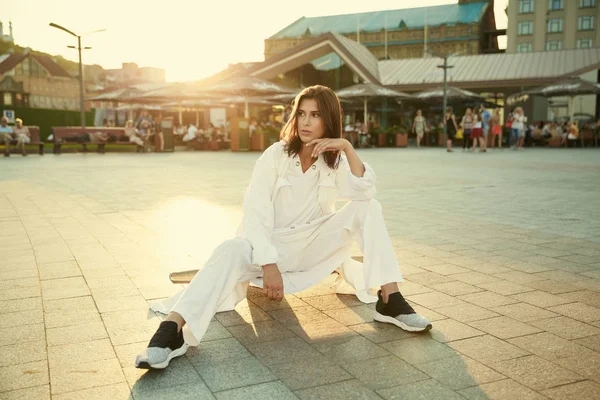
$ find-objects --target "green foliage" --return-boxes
[0,106,95,140]
[386,125,407,134]
[256,126,281,147]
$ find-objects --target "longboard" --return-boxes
[169,256,364,284]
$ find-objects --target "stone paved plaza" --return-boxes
[1,147,600,400]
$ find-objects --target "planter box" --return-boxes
[395,133,407,148]
[210,140,220,151]
[250,134,265,151]
[377,133,387,147]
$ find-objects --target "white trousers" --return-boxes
[154,199,404,345]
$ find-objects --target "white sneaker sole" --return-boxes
[135,343,189,370]
[373,311,432,332]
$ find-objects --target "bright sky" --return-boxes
[3,0,508,83]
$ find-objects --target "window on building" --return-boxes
[577,38,593,48]
[580,0,596,8]
[546,40,563,50]
[548,0,564,10]
[518,21,533,35]
[517,42,533,52]
[547,18,563,33]
[3,93,12,106]
[578,16,595,30]
[519,0,534,13]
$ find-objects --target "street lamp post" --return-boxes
[427,50,462,146]
[49,23,105,130]
[438,56,454,146]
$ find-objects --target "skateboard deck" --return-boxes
[169,256,364,284]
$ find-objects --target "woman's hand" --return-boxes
[262,264,284,301]
[306,138,350,158]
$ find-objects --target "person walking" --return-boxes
[471,108,486,152]
[444,107,458,153]
[412,109,426,148]
[460,108,473,152]
[490,109,502,150]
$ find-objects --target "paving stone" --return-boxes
[449,271,501,285]
[404,272,455,286]
[559,290,600,308]
[468,316,542,339]
[435,303,500,323]
[430,281,483,296]
[0,309,43,329]
[530,316,600,340]
[45,308,102,330]
[381,336,457,364]
[46,321,108,347]
[249,294,309,312]
[491,302,559,322]
[521,279,581,294]
[574,335,600,352]
[476,280,536,296]
[555,352,600,382]
[313,335,390,364]
[268,356,352,390]
[0,384,50,400]
[428,318,486,342]
[349,322,416,343]
[323,305,375,326]
[510,291,574,308]
[123,357,201,395]
[214,381,296,400]
[0,340,47,368]
[268,306,332,326]
[226,320,296,346]
[43,296,97,313]
[458,379,547,400]
[508,332,593,360]
[47,339,116,369]
[52,383,132,400]
[406,291,465,308]
[541,380,600,400]
[37,261,81,281]
[414,355,505,390]
[344,355,428,390]
[377,379,465,400]
[547,302,600,323]
[301,294,363,311]
[246,337,322,367]
[194,355,276,392]
[0,297,41,315]
[447,335,530,364]
[0,361,48,393]
[287,319,358,345]
[0,323,45,346]
[296,379,381,400]
[131,382,213,400]
[49,358,125,395]
[458,291,519,308]
[491,355,582,391]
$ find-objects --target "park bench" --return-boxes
[1,126,45,155]
[51,126,141,154]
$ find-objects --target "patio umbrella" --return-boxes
[335,83,411,133]
[412,87,484,103]
[520,78,600,121]
[204,77,295,118]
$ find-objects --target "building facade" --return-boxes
[0,52,79,110]
[100,62,166,87]
[507,0,600,53]
[265,0,502,61]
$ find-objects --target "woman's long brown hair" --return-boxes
[280,85,342,169]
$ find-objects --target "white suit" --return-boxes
[152,141,404,345]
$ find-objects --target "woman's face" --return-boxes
[296,98,325,143]
[417,110,422,116]
[466,108,472,115]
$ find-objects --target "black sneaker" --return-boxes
[374,290,432,332]
[135,321,188,369]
